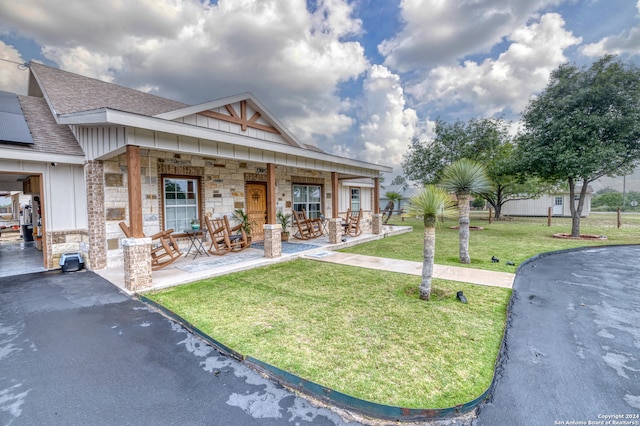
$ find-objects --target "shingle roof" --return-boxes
[13,95,84,156]
[30,62,188,116]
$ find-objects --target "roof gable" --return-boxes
[155,93,306,149]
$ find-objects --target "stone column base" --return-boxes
[263,224,282,258]
[122,237,152,292]
[328,218,343,244]
[372,213,383,235]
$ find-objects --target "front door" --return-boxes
[246,183,267,241]
[553,196,563,215]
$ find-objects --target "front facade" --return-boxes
[0,63,391,279]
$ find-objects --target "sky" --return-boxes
[1,0,639,181]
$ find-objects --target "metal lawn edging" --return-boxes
[137,288,506,423]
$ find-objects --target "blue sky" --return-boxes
[1,0,639,180]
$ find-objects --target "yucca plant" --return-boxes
[440,159,492,264]
[405,185,457,300]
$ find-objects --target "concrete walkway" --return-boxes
[304,252,515,288]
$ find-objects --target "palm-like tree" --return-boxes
[440,159,492,264]
[383,191,402,224]
[406,185,457,300]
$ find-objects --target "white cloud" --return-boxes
[0,0,368,144]
[581,27,640,57]
[347,64,420,166]
[0,41,29,94]
[379,0,566,71]
[581,0,640,59]
[407,13,581,117]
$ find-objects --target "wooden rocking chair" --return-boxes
[292,209,323,240]
[118,222,182,270]
[342,209,363,237]
[204,216,249,255]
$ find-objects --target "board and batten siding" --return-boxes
[501,193,591,217]
[46,163,88,230]
[0,159,87,230]
[338,182,372,214]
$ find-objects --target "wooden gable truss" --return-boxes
[198,100,281,135]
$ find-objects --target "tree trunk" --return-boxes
[420,226,436,300]
[494,185,504,219]
[384,201,394,224]
[568,178,589,237]
[458,193,470,264]
[494,203,502,220]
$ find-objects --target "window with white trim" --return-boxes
[293,184,322,219]
[163,177,199,232]
[350,188,361,212]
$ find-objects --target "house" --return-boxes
[379,184,421,214]
[0,63,391,289]
[500,186,593,217]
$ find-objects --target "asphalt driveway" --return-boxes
[0,270,359,426]
[475,245,640,425]
[2,246,639,426]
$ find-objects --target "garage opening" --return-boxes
[0,173,45,277]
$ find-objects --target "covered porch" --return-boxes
[98,225,411,294]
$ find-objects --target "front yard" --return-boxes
[146,212,640,409]
[147,260,511,409]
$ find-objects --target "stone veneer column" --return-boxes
[263,224,282,258]
[122,237,152,292]
[328,218,342,244]
[85,160,107,270]
[372,213,383,235]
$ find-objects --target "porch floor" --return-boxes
[97,226,412,295]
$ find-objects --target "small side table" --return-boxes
[319,215,329,235]
[183,229,209,259]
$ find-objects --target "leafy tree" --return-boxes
[405,185,457,300]
[440,159,492,264]
[591,188,623,209]
[471,197,486,209]
[402,118,548,218]
[591,188,640,210]
[518,55,640,236]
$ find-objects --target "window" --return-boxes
[293,184,322,218]
[163,177,199,232]
[351,188,361,212]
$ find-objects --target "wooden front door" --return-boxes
[246,183,267,240]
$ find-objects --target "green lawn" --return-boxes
[146,212,639,409]
[147,260,511,408]
[344,212,640,272]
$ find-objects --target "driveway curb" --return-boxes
[138,293,507,423]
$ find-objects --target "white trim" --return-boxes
[154,93,305,148]
[154,93,253,120]
[59,108,392,173]
[0,148,85,164]
[341,181,374,188]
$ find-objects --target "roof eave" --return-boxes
[0,146,85,164]
[58,108,393,174]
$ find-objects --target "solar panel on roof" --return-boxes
[0,91,34,145]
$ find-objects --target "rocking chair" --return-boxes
[292,209,323,240]
[204,215,249,255]
[342,209,363,237]
[118,222,182,270]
